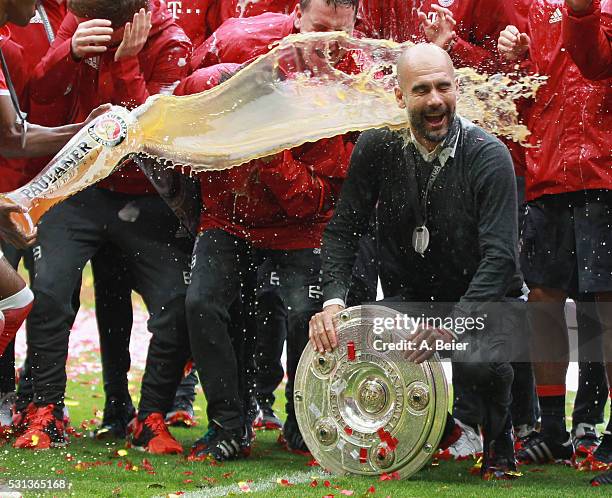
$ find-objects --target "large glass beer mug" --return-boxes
[0,106,141,236]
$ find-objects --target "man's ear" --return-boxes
[294,4,302,31]
[395,86,406,109]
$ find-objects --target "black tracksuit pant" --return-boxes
[573,299,608,427]
[21,187,192,416]
[186,229,322,430]
[254,262,287,408]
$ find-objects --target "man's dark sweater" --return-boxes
[322,116,521,311]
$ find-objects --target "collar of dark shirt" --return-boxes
[402,115,462,167]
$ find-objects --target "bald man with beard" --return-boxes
[309,44,524,478]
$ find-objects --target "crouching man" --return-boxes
[309,43,523,478]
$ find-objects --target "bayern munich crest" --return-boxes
[88,113,128,147]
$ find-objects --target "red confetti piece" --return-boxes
[379,471,400,481]
[142,459,154,472]
[359,447,368,464]
[310,480,318,487]
[344,427,353,436]
[341,491,354,496]
[278,479,293,487]
[324,480,331,487]
[347,341,356,361]
[367,486,376,494]
[323,495,334,498]
[377,428,398,451]
[182,471,193,476]
[222,472,234,479]
[183,479,193,484]
[307,459,320,467]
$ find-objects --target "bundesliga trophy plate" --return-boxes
[294,305,448,479]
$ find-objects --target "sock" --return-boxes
[603,388,612,443]
[0,287,34,356]
[536,384,566,438]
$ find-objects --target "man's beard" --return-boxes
[408,105,455,144]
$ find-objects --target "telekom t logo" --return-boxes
[167,1,182,19]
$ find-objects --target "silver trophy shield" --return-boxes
[294,305,449,478]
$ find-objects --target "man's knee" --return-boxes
[457,361,514,391]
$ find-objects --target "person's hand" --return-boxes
[498,25,530,61]
[565,0,593,13]
[309,304,344,353]
[0,200,36,249]
[405,326,453,364]
[81,104,113,126]
[71,19,113,60]
[418,5,457,50]
[115,8,153,61]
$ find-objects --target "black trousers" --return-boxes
[254,261,287,408]
[91,243,134,405]
[573,299,608,427]
[185,230,322,429]
[252,227,379,409]
[20,187,192,414]
[451,300,520,441]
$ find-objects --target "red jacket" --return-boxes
[0,0,69,193]
[190,11,296,71]
[29,0,192,195]
[522,0,611,201]
[358,0,512,73]
[175,62,354,250]
[169,0,298,48]
[563,0,612,80]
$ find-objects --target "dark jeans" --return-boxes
[21,187,192,414]
[185,230,322,429]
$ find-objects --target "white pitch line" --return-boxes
[162,469,329,498]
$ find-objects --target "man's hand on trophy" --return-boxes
[0,200,36,249]
[115,8,153,61]
[81,104,114,127]
[71,19,113,60]
[309,304,344,353]
[405,326,454,364]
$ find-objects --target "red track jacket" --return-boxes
[357,0,513,73]
[169,0,298,48]
[0,0,69,192]
[176,12,357,250]
[522,0,611,200]
[563,0,612,80]
[29,0,192,194]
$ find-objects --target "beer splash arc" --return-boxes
[0,32,544,235]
